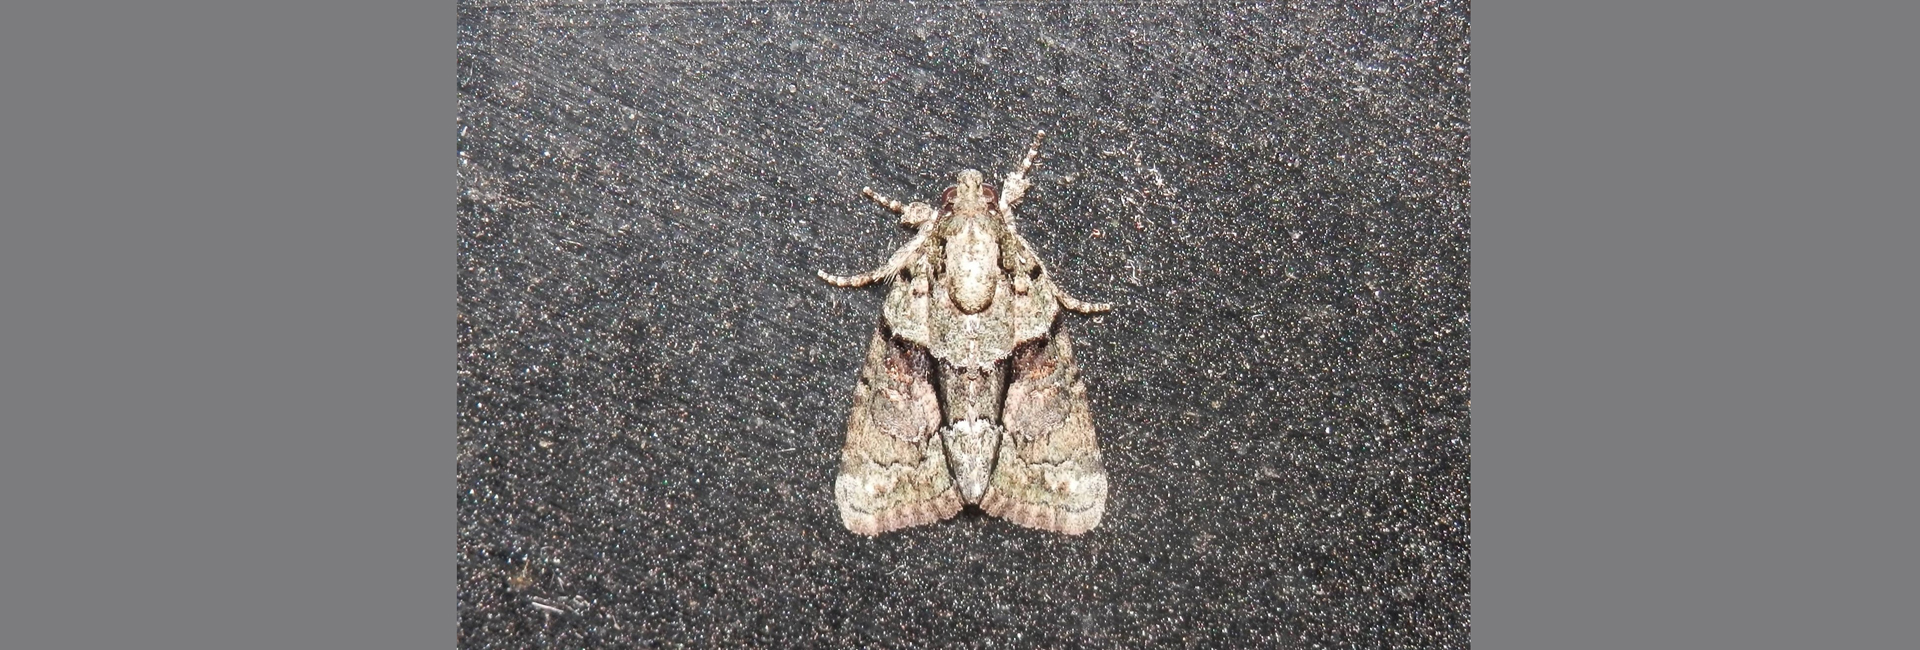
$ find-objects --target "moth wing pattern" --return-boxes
[980,328,1109,535]
[833,327,963,536]
[881,255,933,348]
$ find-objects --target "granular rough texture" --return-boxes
[458,2,1470,647]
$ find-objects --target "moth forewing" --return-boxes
[979,330,1109,535]
[832,328,962,536]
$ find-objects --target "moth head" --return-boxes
[941,169,996,207]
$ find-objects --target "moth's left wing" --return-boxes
[980,329,1109,535]
[834,327,962,536]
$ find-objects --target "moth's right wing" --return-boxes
[981,329,1109,535]
[834,327,962,536]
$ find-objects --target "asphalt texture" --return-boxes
[458,2,1470,647]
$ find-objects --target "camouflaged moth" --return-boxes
[818,131,1112,536]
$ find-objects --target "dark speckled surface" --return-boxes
[458,2,1469,647]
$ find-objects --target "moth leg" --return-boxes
[997,130,1046,221]
[981,329,1109,535]
[1054,287,1112,314]
[834,328,962,536]
[862,186,908,213]
[863,187,938,228]
[1037,263,1114,313]
[817,223,935,288]
[1004,231,1112,313]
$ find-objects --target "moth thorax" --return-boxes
[945,219,1001,314]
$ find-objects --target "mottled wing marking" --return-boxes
[882,255,934,348]
[834,328,962,536]
[980,329,1109,535]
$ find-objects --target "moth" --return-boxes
[819,131,1112,536]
